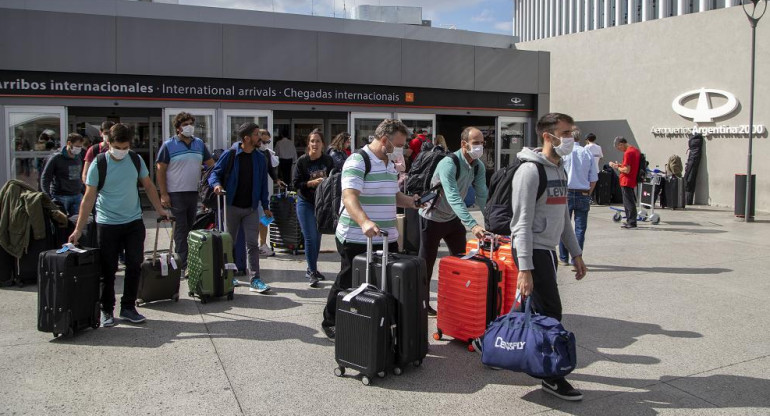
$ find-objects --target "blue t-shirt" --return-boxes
[156,136,212,192]
[86,154,149,225]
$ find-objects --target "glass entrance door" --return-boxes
[221,110,272,151]
[497,117,530,169]
[5,106,67,189]
[349,112,392,150]
[291,119,323,156]
[395,113,436,141]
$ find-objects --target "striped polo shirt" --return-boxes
[335,145,399,245]
[156,136,212,192]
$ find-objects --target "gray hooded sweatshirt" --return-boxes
[511,147,582,271]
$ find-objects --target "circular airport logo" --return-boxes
[672,88,739,123]
[510,97,522,104]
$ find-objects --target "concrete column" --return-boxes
[659,0,669,18]
[538,0,543,39]
[567,0,573,33]
[615,0,622,25]
[700,0,709,12]
[555,0,561,35]
[641,0,649,21]
[593,0,600,29]
[627,0,635,23]
[677,0,686,15]
[604,0,611,27]
[576,0,583,31]
[562,0,568,33]
[550,0,557,37]
[725,0,735,6]
[545,0,550,38]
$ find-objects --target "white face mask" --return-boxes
[102,134,110,142]
[70,146,82,156]
[550,134,575,157]
[260,143,269,151]
[181,124,195,138]
[110,148,129,160]
[468,144,484,160]
[387,145,404,162]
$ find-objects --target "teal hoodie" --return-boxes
[419,149,488,228]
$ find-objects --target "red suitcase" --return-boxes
[433,248,504,351]
[466,236,519,315]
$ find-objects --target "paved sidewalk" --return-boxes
[1,205,769,415]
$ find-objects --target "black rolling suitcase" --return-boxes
[268,192,304,254]
[137,218,181,305]
[351,230,428,374]
[402,208,421,254]
[662,176,686,209]
[334,233,397,386]
[17,217,58,287]
[38,247,101,338]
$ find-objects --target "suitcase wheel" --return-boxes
[334,367,345,377]
[361,376,372,386]
[612,212,622,222]
[467,343,476,352]
[392,367,402,376]
[650,214,661,225]
[172,293,180,302]
[200,296,208,304]
[413,360,422,367]
[433,330,443,341]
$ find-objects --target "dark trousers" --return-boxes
[322,238,399,328]
[278,158,293,184]
[418,216,467,283]
[622,186,638,226]
[97,219,146,313]
[513,249,565,383]
[168,191,198,267]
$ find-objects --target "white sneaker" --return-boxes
[259,244,275,257]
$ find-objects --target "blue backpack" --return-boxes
[480,295,577,378]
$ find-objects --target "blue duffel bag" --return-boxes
[480,293,577,378]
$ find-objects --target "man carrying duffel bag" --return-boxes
[473,113,588,401]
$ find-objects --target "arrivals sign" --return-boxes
[0,70,534,112]
[651,88,765,138]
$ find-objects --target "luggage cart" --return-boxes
[610,170,662,225]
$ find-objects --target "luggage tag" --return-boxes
[342,283,370,303]
[168,256,178,270]
[159,253,169,276]
[57,243,86,254]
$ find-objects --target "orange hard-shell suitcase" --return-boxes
[434,249,504,351]
[466,236,519,314]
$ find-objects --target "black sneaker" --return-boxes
[621,223,638,229]
[119,307,146,324]
[313,270,326,281]
[322,325,335,341]
[541,379,583,401]
[427,305,437,317]
[306,270,320,288]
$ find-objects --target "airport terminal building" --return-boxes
[0,0,547,191]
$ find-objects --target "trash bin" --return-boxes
[734,174,755,218]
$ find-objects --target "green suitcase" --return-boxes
[187,193,235,303]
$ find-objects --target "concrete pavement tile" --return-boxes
[665,355,770,412]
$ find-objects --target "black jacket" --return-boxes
[293,154,333,203]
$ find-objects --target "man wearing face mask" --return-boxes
[41,133,85,216]
[321,118,422,340]
[156,112,215,272]
[501,113,587,401]
[417,126,488,316]
[82,121,114,184]
[69,123,170,327]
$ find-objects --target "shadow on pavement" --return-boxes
[586,264,731,275]
[522,373,770,415]
[651,227,728,234]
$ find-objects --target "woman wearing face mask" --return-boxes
[292,129,334,288]
[327,132,351,171]
[417,127,489,315]
[40,133,86,216]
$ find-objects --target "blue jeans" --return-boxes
[296,196,322,273]
[52,193,82,217]
[559,192,590,263]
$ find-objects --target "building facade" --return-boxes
[514,0,740,42]
[0,0,545,191]
[518,5,768,212]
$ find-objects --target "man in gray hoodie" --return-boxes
[512,112,588,401]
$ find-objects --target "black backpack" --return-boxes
[637,152,648,183]
[407,146,470,195]
[315,149,371,235]
[199,149,235,209]
[483,159,547,236]
[96,151,142,192]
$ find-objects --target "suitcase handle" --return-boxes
[152,218,176,263]
[365,230,389,292]
[217,190,227,232]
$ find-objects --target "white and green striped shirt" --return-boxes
[335,145,400,245]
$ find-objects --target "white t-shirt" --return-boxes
[584,142,604,172]
[274,137,297,161]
